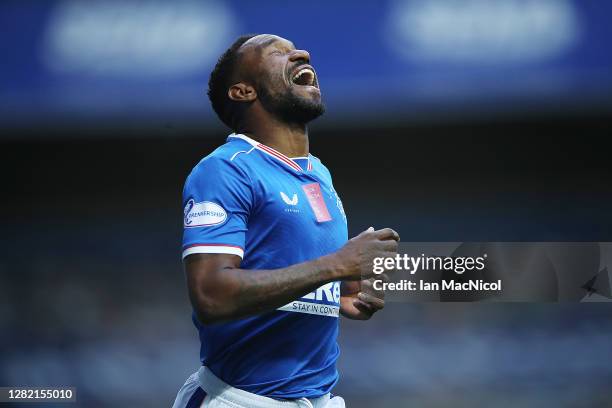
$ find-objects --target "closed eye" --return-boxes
[268,46,294,56]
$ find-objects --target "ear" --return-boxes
[228,83,257,102]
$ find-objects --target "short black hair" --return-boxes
[208,34,258,130]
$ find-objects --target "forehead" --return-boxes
[240,34,295,52]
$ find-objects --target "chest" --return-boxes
[251,170,347,242]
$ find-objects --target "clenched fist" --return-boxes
[332,227,400,281]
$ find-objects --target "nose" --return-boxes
[289,49,310,64]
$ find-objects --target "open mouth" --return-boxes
[291,65,317,87]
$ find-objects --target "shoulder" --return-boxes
[310,154,333,179]
[187,138,256,184]
[182,140,255,205]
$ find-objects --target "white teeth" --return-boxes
[292,68,315,84]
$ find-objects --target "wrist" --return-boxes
[316,253,347,281]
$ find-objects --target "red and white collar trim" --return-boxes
[229,133,311,172]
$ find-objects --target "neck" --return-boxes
[237,113,309,158]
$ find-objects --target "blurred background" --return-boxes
[1,0,611,407]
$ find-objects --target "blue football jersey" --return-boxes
[182,133,348,399]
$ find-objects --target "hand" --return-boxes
[340,278,386,320]
[332,227,400,281]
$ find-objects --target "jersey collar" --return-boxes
[228,133,311,172]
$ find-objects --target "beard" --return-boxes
[258,85,325,125]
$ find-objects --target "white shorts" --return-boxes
[172,366,345,408]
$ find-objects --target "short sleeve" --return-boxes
[182,157,253,259]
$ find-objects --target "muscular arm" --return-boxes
[185,228,399,324]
